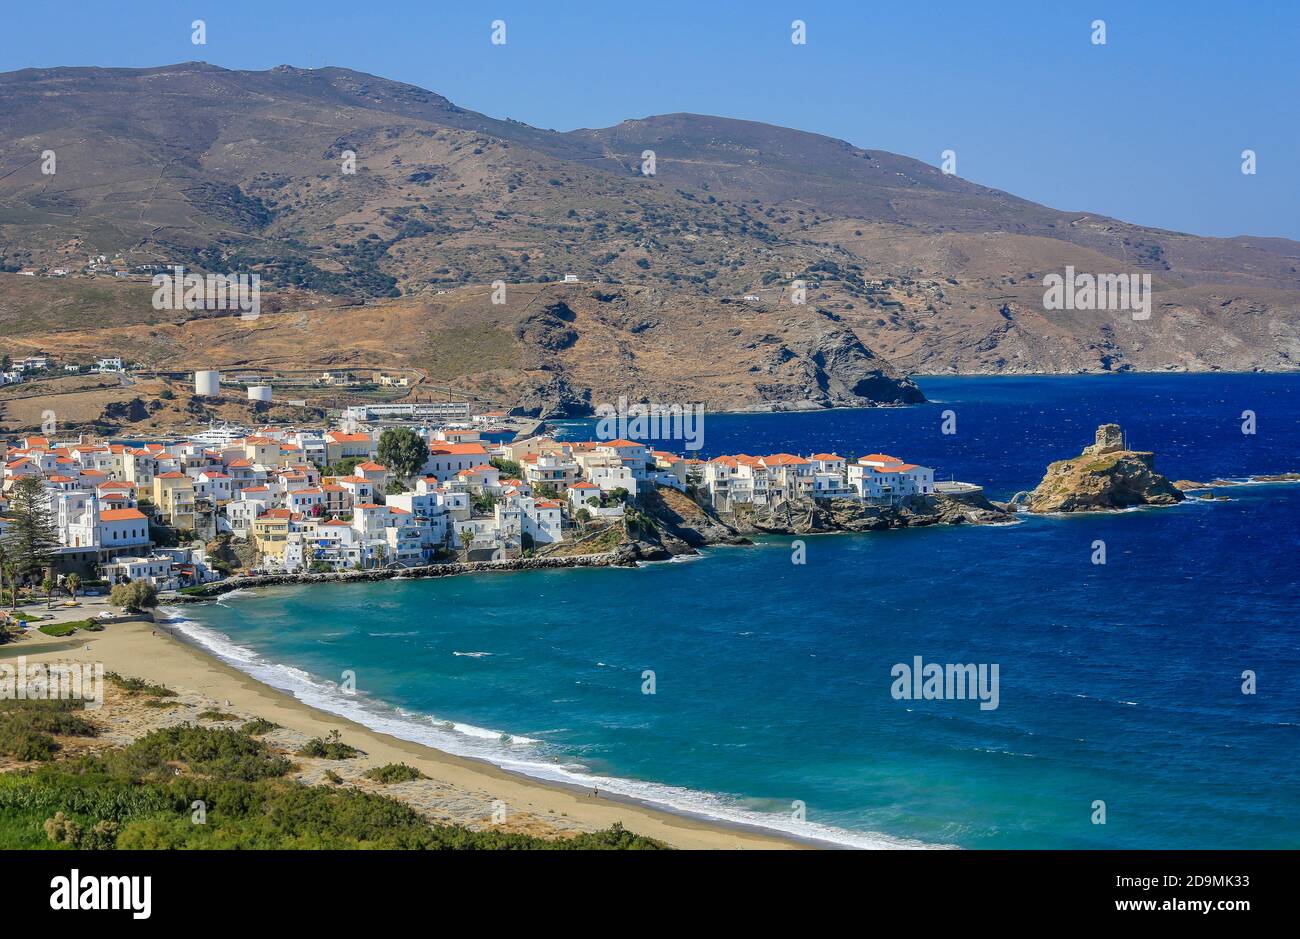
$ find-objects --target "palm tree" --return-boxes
[41,578,55,609]
[65,573,81,601]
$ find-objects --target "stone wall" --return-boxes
[172,552,632,599]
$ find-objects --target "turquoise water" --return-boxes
[177,374,1299,848]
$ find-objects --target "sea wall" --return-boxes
[173,551,631,600]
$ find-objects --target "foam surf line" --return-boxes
[159,608,950,850]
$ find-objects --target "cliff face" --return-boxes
[732,492,1012,534]
[621,486,1011,560]
[1027,424,1185,512]
[503,288,924,417]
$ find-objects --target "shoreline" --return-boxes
[153,602,936,849]
[4,614,835,850]
[175,550,633,600]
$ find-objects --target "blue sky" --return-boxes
[4,1,1297,239]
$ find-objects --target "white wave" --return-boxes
[452,651,492,658]
[213,588,255,605]
[160,606,951,850]
[635,554,702,567]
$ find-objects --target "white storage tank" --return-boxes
[247,385,272,402]
[194,370,220,396]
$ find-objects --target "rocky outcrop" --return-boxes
[512,374,593,418]
[514,301,579,353]
[1026,423,1184,513]
[802,318,926,405]
[728,490,1012,535]
[733,311,924,411]
[1174,472,1300,490]
[640,486,750,547]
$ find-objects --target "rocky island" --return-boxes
[1025,424,1185,513]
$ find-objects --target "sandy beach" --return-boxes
[2,604,804,850]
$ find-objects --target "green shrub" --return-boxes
[197,710,238,722]
[106,673,175,697]
[240,718,279,736]
[0,729,668,850]
[0,699,99,761]
[297,729,361,760]
[0,700,99,738]
[362,763,426,784]
[122,725,292,782]
[0,726,58,761]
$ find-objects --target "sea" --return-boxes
[169,373,1299,848]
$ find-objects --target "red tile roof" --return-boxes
[428,442,488,456]
[100,508,146,522]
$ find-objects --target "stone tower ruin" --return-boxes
[1085,423,1125,456]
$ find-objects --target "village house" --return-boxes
[847,454,935,501]
[352,460,390,489]
[323,431,375,465]
[152,472,197,532]
[423,441,491,482]
[101,555,177,590]
[251,508,296,560]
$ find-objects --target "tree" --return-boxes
[41,578,54,609]
[65,573,81,600]
[322,456,366,478]
[109,579,158,613]
[0,476,60,580]
[490,457,523,480]
[376,427,427,480]
[2,561,19,610]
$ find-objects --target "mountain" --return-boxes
[0,62,1296,426]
